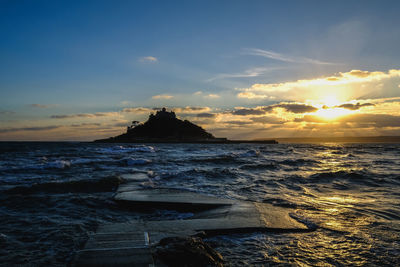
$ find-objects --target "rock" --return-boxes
[153,236,224,267]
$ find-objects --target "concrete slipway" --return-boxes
[74,173,314,266]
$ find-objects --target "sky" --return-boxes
[1,0,400,141]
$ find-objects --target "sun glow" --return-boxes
[309,94,355,120]
[315,107,354,120]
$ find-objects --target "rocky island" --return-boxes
[95,108,277,144]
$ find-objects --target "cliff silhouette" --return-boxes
[95,108,277,144]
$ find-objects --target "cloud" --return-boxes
[294,115,327,123]
[250,116,285,124]
[139,56,158,63]
[232,108,266,116]
[196,113,216,118]
[30,104,54,108]
[272,103,318,113]
[122,107,153,113]
[340,113,400,128]
[243,48,335,65]
[0,126,61,133]
[237,92,271,99]
[70,123,102,127]
[152,94,174,100]
[0,110,15,115]
[207,67,279,82]
[193,91,220,99]
[237,69,400,102]
[224,120,254,126]
[336,102,375,110]
[173,106,211,114]
[50,112,119,119]
[205,94,220,99]
[294,113,400,128]
[231,103,317,116]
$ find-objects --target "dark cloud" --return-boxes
[50,112,117,119]
[232,108,265,116]
[273,103,318,113]
[0,126,61,133]
[70,123,102,127]
[0,110,15,115]
[231,103,317,116]
[122,107,151,113]
[51,114,95,119]
[261,106,275,112]
[341,114,400,127]
[337,103,375,110]
[196,113,216,118]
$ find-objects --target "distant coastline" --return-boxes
[274,136,400,143]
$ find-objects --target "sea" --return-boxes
[0,142,399,266]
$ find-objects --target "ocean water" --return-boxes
[0,142,399,266]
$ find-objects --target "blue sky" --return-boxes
[1,0,400,140]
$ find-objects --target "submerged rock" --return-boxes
[153,236,224,267]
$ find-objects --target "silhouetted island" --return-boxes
[95,108,277,144]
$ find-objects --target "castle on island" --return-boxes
[95,107,277,144]
[127,108,176,132]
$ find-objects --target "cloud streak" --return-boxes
[50,112,119,119]
[152,94,173,100]
[207,67,279,82]
[0,126,61,133]
[30,104,54,108]
[243,48,335,65]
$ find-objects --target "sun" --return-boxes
[321,94,341,107]
[311,94,355,120]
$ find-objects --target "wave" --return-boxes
[237,149,260,157]
[189,150,260,164]
[240,163,278,170]
[279,158,320,167]
[99,145,155,153]
[44,160,71,169]
[190,154,238,164]
[125,158,152,166]
[4,176,125,194]
[306,170,384,187]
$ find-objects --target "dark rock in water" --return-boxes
[153,236,224,267]
[94,107,278,144]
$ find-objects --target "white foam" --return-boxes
[238,149,260,157]
[45,160,71,169]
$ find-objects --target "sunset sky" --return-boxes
[1,0,400,141]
